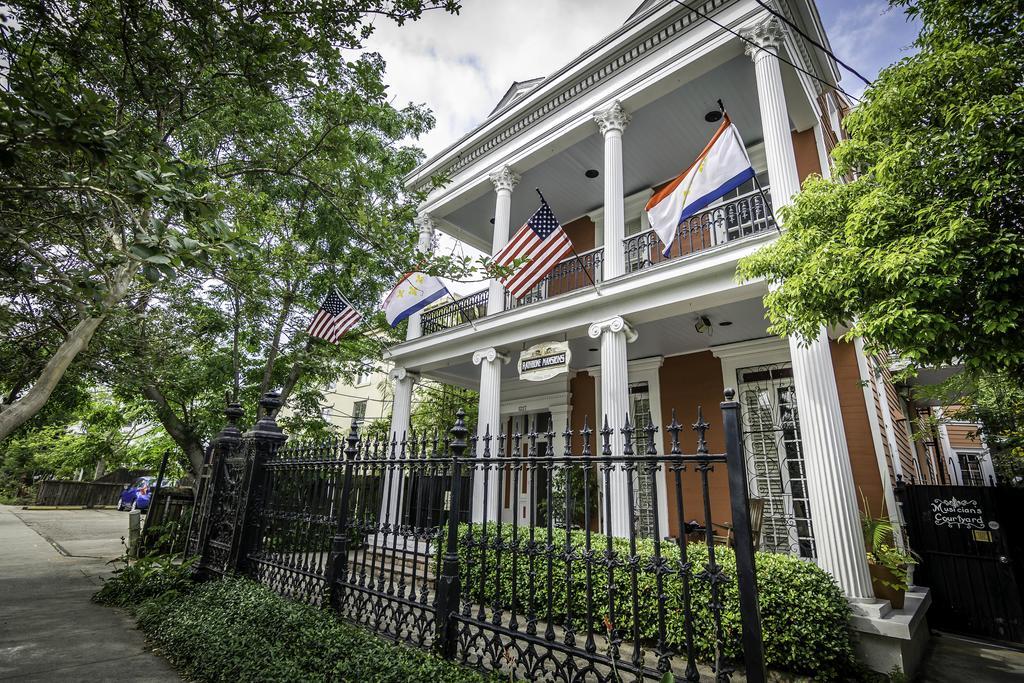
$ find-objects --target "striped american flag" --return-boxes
[495,200,573,299]
[307,289,362,343]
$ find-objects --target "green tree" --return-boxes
[737,0,1024,378]
[0,0,463,442]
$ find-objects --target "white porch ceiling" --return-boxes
[427,296,773,388]
[442,55,771,244]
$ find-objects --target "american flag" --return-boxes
[494,200,573,299]
[307,289,362,343]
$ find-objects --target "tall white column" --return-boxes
[746,16,874,600]
[472,347,508,522]
[487,166,520,315]
[593,101,631,279]
[744,18,800,205]
[383,367,417,527]
[405,215,436,341]
[588,316,637,537]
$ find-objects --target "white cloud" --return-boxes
[367,0,631,158]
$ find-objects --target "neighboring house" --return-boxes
[321,359,391,431]
[378,1,932,670]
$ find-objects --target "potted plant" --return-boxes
[861,491,919,609]
[867,544,918,609]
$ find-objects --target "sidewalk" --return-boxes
[0,505,179,682]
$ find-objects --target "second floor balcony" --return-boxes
[421,188,774,336]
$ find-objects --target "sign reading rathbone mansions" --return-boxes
[519,341,571,382]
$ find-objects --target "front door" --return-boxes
[899,483,1024,643]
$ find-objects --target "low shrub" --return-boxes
[93,554,196,608]
[446,524,856,680]
[95,560,494,682]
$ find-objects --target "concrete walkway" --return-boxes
[0,505,179,682]
[918,631,1024,682]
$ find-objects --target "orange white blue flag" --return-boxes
[645,113,754,256]
[383,272,449,327]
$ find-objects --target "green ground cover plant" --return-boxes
[94,557,493,683]
[447,524,857,680]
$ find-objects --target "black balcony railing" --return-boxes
[624,188,774,273]
[505,246,604,311]
[419,190,774,337]
[421,289,489,335]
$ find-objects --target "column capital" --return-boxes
[588,316,638,343]
[742,16,784,60]
[593,100,631,136]
[472,347,510,365]
[489,165,520,194]
[389,367,419,383]
[414,213,436,251]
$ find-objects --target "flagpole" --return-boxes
[718,99,781,234]
[535,187,602,296]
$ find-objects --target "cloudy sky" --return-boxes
[365,0,921,293]
[368,0,921,159]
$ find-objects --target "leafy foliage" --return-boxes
[916,370,1024,483]
[95,566,493,683]
[0,0,475,447]
[447,524,855,679]
[737,0,1024,378]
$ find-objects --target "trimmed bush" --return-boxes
[95,561,494,682]
[448,523,856,680]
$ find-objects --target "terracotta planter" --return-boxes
[869,562,906,609]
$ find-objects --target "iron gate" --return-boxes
[897,480,1024,643]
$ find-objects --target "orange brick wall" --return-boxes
[829,341,887,518]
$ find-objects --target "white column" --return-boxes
[746,16,875,601]
[593,101,631,279]
[383,367,417,527]
[472,347,508,522]
[487,166,520,315]
[744,17,800,206]
[406,215,436,341]
[588,316,637,537]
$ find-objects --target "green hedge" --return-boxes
[94,558,494,682]
[448,524,856,680]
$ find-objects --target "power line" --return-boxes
[751,0,873,87]
[669,0,862,103]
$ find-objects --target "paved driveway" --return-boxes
[0,506,179,681]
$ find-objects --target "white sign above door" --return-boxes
[518,341,571,382]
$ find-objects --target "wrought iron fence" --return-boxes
[422,289,490,335]
[623,190,774,273]
[191,391,766,682]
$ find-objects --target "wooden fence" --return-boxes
[34,480,125,507]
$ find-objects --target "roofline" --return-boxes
[403,0,677,188]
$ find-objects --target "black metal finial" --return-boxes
[667,409,682,455]
[600,415,612,456]
[450,408,469,457]
[693,405,709,455]
[581,416,592,457]
[622,412,635,456]
[644,418,658,456]
[563,418,573,458]
[724,387,736,402]
[345,422,360,459]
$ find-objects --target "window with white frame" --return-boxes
[354,362,374,387]
[629,382,656,539]
[352,400,368,426]
[958,451,985,486]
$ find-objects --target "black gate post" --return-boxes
[194,401,245,579]
[721,388,767,682]
[326,423,359,608]
[435,409,468,659]
[231,391,287,575]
